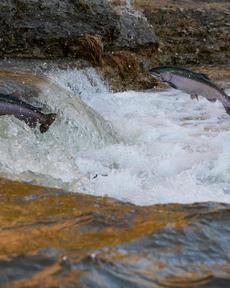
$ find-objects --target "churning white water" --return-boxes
[0,66,230,205]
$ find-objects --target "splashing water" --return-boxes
[126,0,133,9]
[0,66,230,205]
[75,87,230,205]
[0,68,117,192]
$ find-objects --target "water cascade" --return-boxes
[0,68,118,192]
[0,66,230,205]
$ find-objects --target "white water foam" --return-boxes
[1,67,230,205]
[0,68,117,193]
[48,68,230,205]
[75,88,230,205]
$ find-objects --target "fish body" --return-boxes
[149,66,230,115]
[0,93,56,133]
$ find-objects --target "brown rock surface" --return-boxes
[0,0,157,58]
[135,0,230,65]
[99,0,230,90]
[0,0,229,90]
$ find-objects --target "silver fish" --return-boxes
[149,66,230,115]
[0,93,56,133]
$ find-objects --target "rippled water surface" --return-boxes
[0,179,230,287]
[0,61,230,287]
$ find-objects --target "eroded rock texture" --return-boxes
[0,0,157,58]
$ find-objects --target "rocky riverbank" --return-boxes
[137,0,230,65]
[1,178,230,287]
[102,0,230,89]
[0,0,229,90]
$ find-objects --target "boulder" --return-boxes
[0,0,158,58]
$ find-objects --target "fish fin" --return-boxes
[168,82,178,89]
[0,93,20,103]
[16,115,38,130]
[27,119,37,128]
[32,107,43,112]
[40,113,57,133]
[207,98,217,102]
[16,99,43,112]
[197,73,210,81]
[0,93,43,112]
[190,94,198,101]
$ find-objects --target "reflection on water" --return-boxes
[0,179,230,287]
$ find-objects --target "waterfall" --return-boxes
[0,62,230,205]
[126,0,133,9]
[0,67,118,192]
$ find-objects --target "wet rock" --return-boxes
[112,8,157,50]
[137,0,230,65]
[0,0,157,59]
[1,178,230,287]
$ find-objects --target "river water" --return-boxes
[0,62,230,287]
[0,64,229,205]
[56,68,230,205]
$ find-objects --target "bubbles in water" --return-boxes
[0,66,230,205]
[0,68,117,193]
[47,67,108,102]
[74,87,230,205]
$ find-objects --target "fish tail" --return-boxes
[40,113,57,133]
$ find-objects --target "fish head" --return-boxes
[149,67,172,82]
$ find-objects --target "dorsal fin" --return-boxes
[0,93,43,112]
[197,72,210,81]
[168,82,178,89]
[0,92,21,103]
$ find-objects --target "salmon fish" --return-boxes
[0,93,56,133]
[149,65,230,115]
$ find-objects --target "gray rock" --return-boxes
[0,0,157,58]
[114,8,157,49]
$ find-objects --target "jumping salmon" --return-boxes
[149,65,230,115]
[0,93,56,133]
